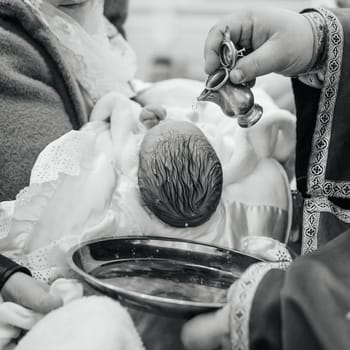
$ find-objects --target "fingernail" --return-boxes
[230,69,244,84]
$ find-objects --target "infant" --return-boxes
[138,118,223,228]
[0,79,295,283]
[91,92,224,229]
[89,78,295,247]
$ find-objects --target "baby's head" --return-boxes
[138,120,223,228]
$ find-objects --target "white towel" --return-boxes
[16,295,144,350]
[0,279,83,350]
[0,279,144,350]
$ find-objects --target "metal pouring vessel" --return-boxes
[198,26,263,128]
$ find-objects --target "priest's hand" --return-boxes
[181,304,231,350]
[1,272,63,314]
[204,7,315,84]
[181,236,292,349]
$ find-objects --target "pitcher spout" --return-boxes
[197,88,222,105]
[198,68,263,127]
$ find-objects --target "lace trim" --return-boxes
[239,236,293,263]
[30,131,94,183]
[24,1,136,102]
[0,202,14,240]
[2,128,116,283]
[40,4,136,102]
[12,237,78,284]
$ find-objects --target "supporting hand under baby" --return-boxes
[2,272,63,314]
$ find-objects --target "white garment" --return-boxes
[25,0,137,102]
[0,278,143,350]
[110,81,294,249]
[0,124,118,283]
[0,279,83,350]
[0,79,295,284]
[16,295,144,350]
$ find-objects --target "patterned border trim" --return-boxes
[302,199,321,254]
[302,11,327,73]
[307,9,346,198]
[302,197,350,254]
[228,258,291,349]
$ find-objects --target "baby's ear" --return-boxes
[139,105,167,129]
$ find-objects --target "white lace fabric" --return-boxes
[25,0,137,102]
[0,81,295,284]
[1,123,118,283]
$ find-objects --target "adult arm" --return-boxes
[0,255,31,292]
[183,6,350,350]
[0,255,62,314]
[183,229,350,350]
[246,8,350,350]
[248,229,350,350]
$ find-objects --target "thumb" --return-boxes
[19,278,63,314]
[2,272,64,314]
[230,41,283,84]
[181,305,230,350]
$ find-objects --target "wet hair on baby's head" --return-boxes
[138,130,223,228]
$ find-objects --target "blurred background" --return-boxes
[124,0,337,82]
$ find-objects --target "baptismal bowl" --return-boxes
[67,236,261,318]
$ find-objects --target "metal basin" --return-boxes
[67,236,260,318]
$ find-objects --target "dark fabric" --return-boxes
[292,78,320,199]
[104,0,129,38]
[292,9,350,209]
[250,269,284,350]
[317,211,350,245]
[0,254,31,291]
[249,9,350,349]
[0,0,87,201]
[324,9,350,182]
[250,229,350,350]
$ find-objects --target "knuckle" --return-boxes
[252,59,261,76]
